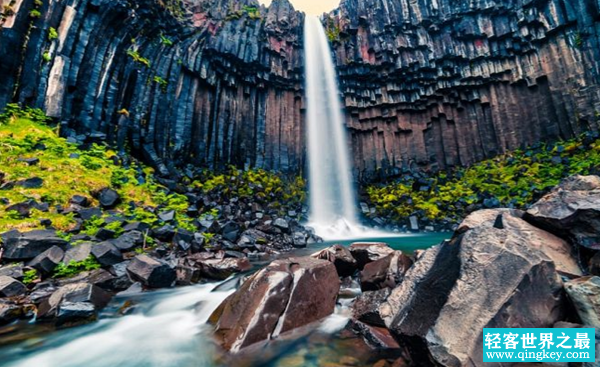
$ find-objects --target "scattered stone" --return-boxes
[196,258,251,280]
[63,243,93,264]
[70,195,90,207]
[37,283,112,321]
[312,245,357,277]
[349,243,395,269]
[409,216,419,231]
[17,157,40,166]
[212,257,340,352]
[98,188,120,209]
[15,177,43,189]
[2,230,68,260]
[273,218,289,232]
[0,263,24,279]
[112,231,143,251]
[0,276,27,297]
[126,255,176,288]
[352,288,391,327]
[360,251,413,291]
[78,207,103,221]
[95,228,116,241]
[158,210,175,222]
[27,246,65,274]
[123,221,150,233]
[91,242,123,266]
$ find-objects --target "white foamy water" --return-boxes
[4,283,234,367]
[304,17,398,241]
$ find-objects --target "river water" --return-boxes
[0,233,449,367]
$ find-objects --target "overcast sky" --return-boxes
[258,0,340,15]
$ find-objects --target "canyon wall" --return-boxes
[0,0,599,179]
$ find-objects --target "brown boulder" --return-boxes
[349,242,395,269]
[380,209,566,367]
[458,209,581,276]
[311,244,357,277]
[352,288,391,327]
[196,257,251,280]
[525,175,600,250]
[212,256,340,352]
[359,251,413,291]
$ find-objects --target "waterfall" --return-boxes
[304,16,360,239]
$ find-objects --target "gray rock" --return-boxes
[27,246,65,274]
[2,230,68,260]
[564,276,600,328]
[0,276,27,297]
[91,242,123,266]
[126,255,176,288]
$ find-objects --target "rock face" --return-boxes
[212,257,340,352]
[525,175,600,250]
[1,0,599,177]
[379,212,567,366]
[564,276,600,328]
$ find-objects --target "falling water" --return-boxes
[304,16,360,239]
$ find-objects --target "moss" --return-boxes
[366,132,600,223]
[53,256,101,278]
[48,27,58,41]
[22,269,38,285]
[159,34,173,47]
[157,0,184,20]
[325,17,340,43]
[42,51,51,62]
[0,106,165,233]
[127,49,151,68]
[226,5,261,21]
[153,76,168,92]
[29,9,41,19]
[574,32,584,49]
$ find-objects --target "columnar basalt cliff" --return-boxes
[330,0,600,177]
[0,0,305,176]
[0,0,599,178]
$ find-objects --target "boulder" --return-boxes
[349,242,395,269]
[126,255,176,288]
[564,276,600,328]
[458,209,581,276]
[221,222,241,242]
[360,251,413,291]
[98,188,120,208]
[237,229,268,249]
[350,320,401,350]
[352,288,391,327]
[311,245,357,277]
[37,282,112,321]
[0,263,24,279]
[63,243,93,264]
[212,257,340,352]
[525,175,600,250]
[2,230,68,260]
[70,195,90,207]
[196,258,251,280]
[27,245,64,274]
[0,276,27,297]
[379,210,566,367]
[91,242,123,266]
[111,231,143,251]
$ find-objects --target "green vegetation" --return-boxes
[22,269,38,285]
[53,256,101,278]
[42,51,51,62]
[226,5,261,21]
[157,0,184,20]
[325,17,340,43]
[574,32,584,49]
[159,34,173,47]
[48,27,58,41]
[153,76,168,92]
[127,49,151,68]
[29,9,41,19]
[192,168,306,209]
[366,132,600,223]
[0,104,169,232]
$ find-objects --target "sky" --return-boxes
[258,0,340,15]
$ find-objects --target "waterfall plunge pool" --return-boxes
[0,233,449,367]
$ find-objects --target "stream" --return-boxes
[0,233,449,367]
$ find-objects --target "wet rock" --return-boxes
[196,258,251,280]
[212,257,340,352]
[291,231,308,248]
[380,210,566,366]
[176,265,201,286]
[360,251,413,291]
[564,276,600,328]
[126,255,176,288]
[27,246,65,274]
[0,276,27,297]
[525,175,600,250]
[349,243,395,269]
[91,242,123,266]
[458,209,581,276]
[2,230,68,260]
[352,288,391,327]
[57,302,96,325]
[0,301,29,325]
[98,188,120,209]
[37,283,112,321]
[350,320,401,350]
[312,245,357,277]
